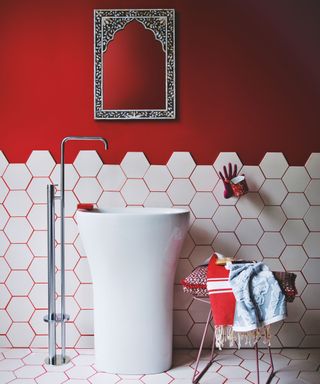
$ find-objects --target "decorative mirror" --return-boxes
[94,9,175,120]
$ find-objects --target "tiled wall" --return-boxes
[0,150,319,349]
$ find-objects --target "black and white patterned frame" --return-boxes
[94,9,175,120]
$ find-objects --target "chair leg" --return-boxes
[192,308,215,384]
[255,342,275,384]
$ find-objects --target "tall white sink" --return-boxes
[76,207,189,374]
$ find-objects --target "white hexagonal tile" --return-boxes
[167,179,195,205]
[28,231,47,256]
[282,166,311,192]
[89,372,120,384]
[189,245,214,267]
[74,258,92,283]
[143,192,172,207]
[212,232,240,258]
[259,152,288,178]
[190,165,219,191]
[301,284,320,309]
[179,233,195,259]
[235,219,263,245]
[27,204,47,230]
[56,270,80,296]
[188,298,211,322]
[281,193,310,219]
[74,150,103,177]
[277,323,304,347]
[219,366,248,379]
[3,164,32,190]
[5,270,34,295]
[212,206,241,231]
[263,258,285,271]
[55,217,79,244]
[240,165,265,192]
[173,310,193,335]
[305,179,320,205]
[4,191,33,216]
[0,177,9,202]
[189,219,217,245]
[190,192,218,219]
[174,284,193,310]
[0,284,11,308]
[5,244,33,269]
[75,284,93,309]
[0,231,10,256]
[7,297,34,321]
[175,258,193,284]
[7,322,35,347]
[213,180,238,206]
[121,179,149,205]
[75,309,94,335]
[303,259,320,283]
[304,206,320,231]
[280,246,308,271]
[55,244,80,271]
[27,150,55,177]
[258,232,286,258]
[259,179,288,205]
[27,177,51,203]
[50,164,80,190]
[213,152,243,175]
[97,191,126,208]
[4,217,33,243]
[295,272,307,297]
[65,364,95,379]
[28,258,47,283]
[0,257,10,282]
[0,205,9,231]
[74,178,102,203]
[235,245,263,261]
[167,152,195,178]
[55,190,79,218]
[187,322,214,349]
[236,193,264,218]
[120,152,150,180]
[0,309,12,333]
[36,372,67,383]
[301,310,320,334]
[258,206,286,231]
[29,283,47,308]
[29,309,48,335]
[281,220,309,245]
[56,296,80,321]
[143,165,172,192]
[285,296,306,322]
[97,164,126,191]
[305,153,320,178]
[0,151,8,175]
[303,232,320,258]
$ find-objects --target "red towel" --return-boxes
[206,255,236,348]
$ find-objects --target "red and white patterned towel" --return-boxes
[206,255,235,349]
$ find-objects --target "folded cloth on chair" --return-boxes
[206,255,236,349]
[226,262,287,335]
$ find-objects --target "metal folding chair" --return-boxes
[191,297,275,384]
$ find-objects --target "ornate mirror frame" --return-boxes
[94,9,175,120]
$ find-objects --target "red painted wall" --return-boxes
[0,0,319,164]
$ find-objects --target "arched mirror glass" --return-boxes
[94,9,175,120]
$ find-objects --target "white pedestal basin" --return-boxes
[76,207,189,374]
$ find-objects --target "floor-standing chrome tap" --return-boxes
[45,136,108,365]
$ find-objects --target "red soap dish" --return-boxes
[77,203,94,210]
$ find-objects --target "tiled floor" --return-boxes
[0,348,319,383]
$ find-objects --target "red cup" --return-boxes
[230,175,248,197]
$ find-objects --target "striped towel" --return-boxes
[206,255,235,349]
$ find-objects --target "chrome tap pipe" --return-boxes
[60,136,108,362]
[46,184,57,364]
[45,136,108,365]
